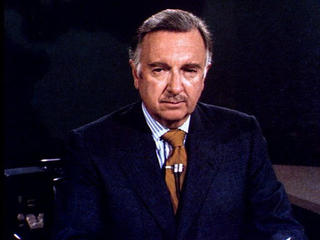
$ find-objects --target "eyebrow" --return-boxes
[148,62,203,69]
[148,62,170,69]
[182,63,202,69]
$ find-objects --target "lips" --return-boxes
[160,100,186,109]
[161,100,185,104]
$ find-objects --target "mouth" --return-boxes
[160,100,186,108]
[161,100,184,104]
[160,95,187,108]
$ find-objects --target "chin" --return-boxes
[160,111,188,124]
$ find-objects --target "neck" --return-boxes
[159,118,188,129]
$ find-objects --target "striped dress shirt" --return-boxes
[141,103,190,168]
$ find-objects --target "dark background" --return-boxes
[4,0,320,169]
[3,0,320,239]
[4,0,320,168]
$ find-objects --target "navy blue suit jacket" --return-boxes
[53,102,306,240]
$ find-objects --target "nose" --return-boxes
[167,70,183,94]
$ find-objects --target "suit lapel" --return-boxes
[115,103,176,236]
[112,102,227,238]
[176,105,226,239]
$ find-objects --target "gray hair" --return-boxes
[129,9,213,67]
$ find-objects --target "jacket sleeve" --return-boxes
[52,130,106,240]
[245,117,308,240]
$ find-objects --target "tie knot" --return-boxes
[162,129,186,147]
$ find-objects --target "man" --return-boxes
[54,9,307,240]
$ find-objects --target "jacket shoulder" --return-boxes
[192,102,263,139]
[197,102,256,124]
[72,102,143,137]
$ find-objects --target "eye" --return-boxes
[151,67,168,77]
[152,68,163,73]
[184,68,197,73]
[183,67,199,78]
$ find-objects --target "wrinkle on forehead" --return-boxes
[140,29,207,67]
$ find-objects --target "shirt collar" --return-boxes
[141,102,190,140]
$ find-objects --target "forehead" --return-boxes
[140,29,206,63]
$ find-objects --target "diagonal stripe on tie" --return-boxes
[162,129,187,214]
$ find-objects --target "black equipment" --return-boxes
[4,158,64,240]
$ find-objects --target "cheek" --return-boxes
[140,78,167,98]
[151,79,168,90]
[184,79,204,98]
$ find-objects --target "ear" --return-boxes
[129,59,140,89]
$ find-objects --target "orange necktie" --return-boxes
[162,129,187,214]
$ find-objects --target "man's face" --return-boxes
[130,29,210,128]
